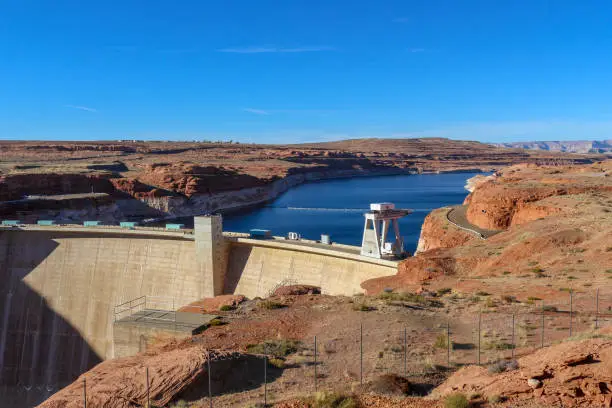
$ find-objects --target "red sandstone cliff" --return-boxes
[415,208,477,253]
[362,160,612,294]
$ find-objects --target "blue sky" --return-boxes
[1,0,612,143]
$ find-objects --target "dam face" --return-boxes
[0,218,397,406]
[0,229,202,406]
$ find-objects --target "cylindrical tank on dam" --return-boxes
[320,234,331,245]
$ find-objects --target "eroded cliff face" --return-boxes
[463,164,612,230]
[363,160,612,294]
[415,208,476,254]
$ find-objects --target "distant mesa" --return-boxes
[494,139,612,154]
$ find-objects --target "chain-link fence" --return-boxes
[3,289,612,407]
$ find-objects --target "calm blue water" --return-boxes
[223,172,480,254]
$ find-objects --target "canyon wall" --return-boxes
[415,208,477,254]
[0,168,418,224]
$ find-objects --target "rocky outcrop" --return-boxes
[464,173,495,193]
[432,328,612,407]
[363,160,612,292]
[415,208,477,254]
[463,165,612,230]
[361,249,458,293]
[39,348,250,408]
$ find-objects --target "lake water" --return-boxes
[223,172,480,254]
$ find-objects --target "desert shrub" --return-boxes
[506,359,519,370]
[501,295,515,303]
[208,318,225,326]
[488,360,506,374]
[352,302,373,311]
[268,357,285,369]
[219,304,235,311]
[488,394,504,403]
[258,300,285,310]
[246,339,300,357]
[437,288,452,296]
[485,298,497,308]
[378,291,425,303]
[488,359,518,374]
[168,401,189,408]
[484,341,515,351]
[304,391,357,408]
[526,296,541,304]
[564,331,612,342]
[444,393,469,408]
[542,305,558,312]
[390,345,404,353]
[475,291,490,296]
[434,334,449,349]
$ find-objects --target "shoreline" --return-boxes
[142,167,489,224]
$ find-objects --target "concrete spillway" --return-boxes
[0,219,397,406]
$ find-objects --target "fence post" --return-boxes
[360,323,363,385]
[146,367,150,408]
[477,312,481,365]
[541,302,545,348]
[595,289,600,330]
[314,336,318,392]
[403,327,407,377]
[207,356,212,408]
[264,356,267,407]
[83,377,86,408]
[569,290,573,337]
[511,313,515,359]
[446,321,450,367]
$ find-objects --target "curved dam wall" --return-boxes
[0,218,397,406]
[225,240,397,297]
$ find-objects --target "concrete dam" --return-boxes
[0,216,398,406]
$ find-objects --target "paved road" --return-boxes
[446,205,501,239]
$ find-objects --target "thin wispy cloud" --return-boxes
[408,48,426,53]
[242,108,342,116]
[218,46,335,54]
[65,105,97,113]
[393,17,410,23]
[156,48,199,54]
[242,108,270,115]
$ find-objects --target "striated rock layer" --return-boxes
[0,138,602,222]
[363,160,612,294]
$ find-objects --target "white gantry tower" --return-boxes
[360,203,412,259]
